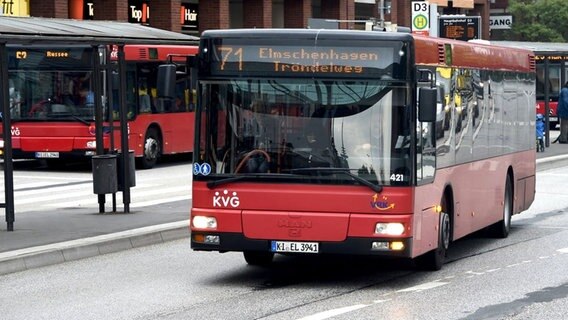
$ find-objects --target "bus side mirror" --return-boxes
[419,87,437,122]
[157,64,176,99]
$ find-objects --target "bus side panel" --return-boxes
[122,112,195,157]
[412,181,443,258]
[414,150,536,257]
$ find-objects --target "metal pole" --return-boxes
[544,58,550,147]
[105,47,117,212]
[1,43,14,231]
[379,0,385,29]
[117,45,131,213]
[92,45,106,213]
[430,4,438,37]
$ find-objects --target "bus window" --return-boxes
[537,64,561,97]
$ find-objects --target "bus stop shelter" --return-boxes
[0,16,199,231]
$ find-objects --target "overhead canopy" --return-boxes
[0,16,199,45]
[491,41,568,55]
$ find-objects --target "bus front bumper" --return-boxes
[191,232,412,258]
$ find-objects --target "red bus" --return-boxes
[188,29,536,270]
[2,44,198,168]
[494,41,568,130]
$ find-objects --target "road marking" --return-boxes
[296,304,369,320]
[131,195,190,207]
[397,281,448,293]
[13,174,86,181]
[48,195,190,209]
[15,189,93,204]
[372,299,392,304]
[293,247,568,320]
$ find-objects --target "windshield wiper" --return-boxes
[206,173,276,189]
[68,115,91,126]
[290,167,383,193]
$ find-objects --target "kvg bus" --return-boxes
[188,29,536,270]
[3,44,198,168]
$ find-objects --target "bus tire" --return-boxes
[415,209,450,271]
[139,128,161,169]
[243,251,274,266]
[490,175,513,238]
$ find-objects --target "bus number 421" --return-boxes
[390,174,404,182]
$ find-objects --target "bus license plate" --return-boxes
[271,241,319,254]
[35,152,59,158]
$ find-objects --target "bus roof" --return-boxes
[201,28,534,73]
[201,28,413,42]
[0,16,199,45]
[413,35,535,72]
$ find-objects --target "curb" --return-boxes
[0,220,189,276]
[536,154,568,172]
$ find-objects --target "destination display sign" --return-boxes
[535,55,568,62]
[208,41,401,78]
[8,47,93,70]
[439,16,481,41]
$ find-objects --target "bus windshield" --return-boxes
[197,79,413,187]
[7,46,96,122]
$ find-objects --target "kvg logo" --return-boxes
[213,190,240,208]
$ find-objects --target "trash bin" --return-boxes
[117,150,136,191]
[92,154,118,194]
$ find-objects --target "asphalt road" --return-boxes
[0,165,567,320]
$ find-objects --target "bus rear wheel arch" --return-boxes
[137,127,162,169]
[489,172,513,238]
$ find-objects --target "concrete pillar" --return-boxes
[152,0,181,32]
[243,0,272,28]
[199,0,230,34]
[284,0,311,28]
[92,0,128,21]
[30,0,68,18]
[320,0,355,29]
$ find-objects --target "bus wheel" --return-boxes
[490,175,513,238]
[243,251,274,266]
[139,128,161,169]
[416,210,450,271]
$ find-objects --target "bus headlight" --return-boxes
[192,216,217,229]
[375,223,405,236]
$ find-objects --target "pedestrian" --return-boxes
[536,113,545,152]
[558,81,568,143]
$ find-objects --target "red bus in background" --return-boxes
[188,29,536,270]
[494,41,568,130]
[535,54,567,130]
[3,44,197,168]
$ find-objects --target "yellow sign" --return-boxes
[1,0,30,16]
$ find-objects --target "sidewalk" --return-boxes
[0,199,190,275]
[1,139,567,276]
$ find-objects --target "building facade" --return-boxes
[4,0,505,40]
